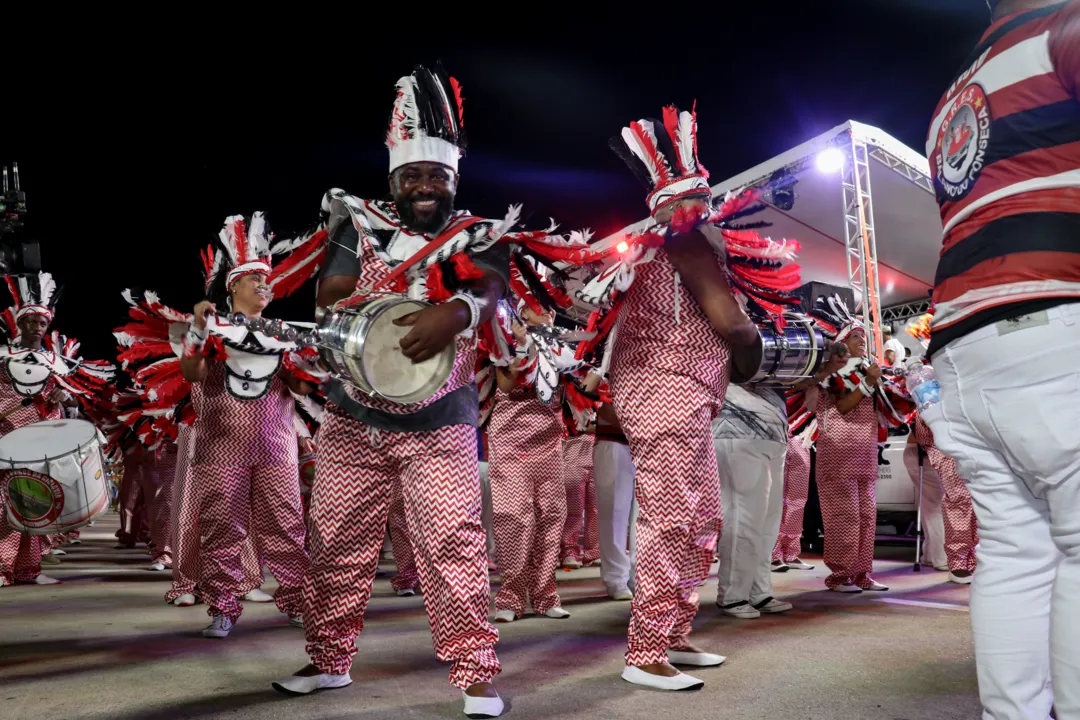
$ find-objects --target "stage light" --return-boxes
[616,240,629,253]
[816,147,844,174]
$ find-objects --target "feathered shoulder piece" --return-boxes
[39,330,116,409]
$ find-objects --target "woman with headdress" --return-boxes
[0,272,115,587]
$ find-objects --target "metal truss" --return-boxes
[867,146,935,196]
[881,298,932,324]
[841,133,885,361]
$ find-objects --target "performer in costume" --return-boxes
[770,387,819,571]
[180,213,317,637]
[0,272,115,587]
[270,64,509,717]
[559,367,603,570]
[486,293,582,622]
[583,105,800,690]
[593,401,637,600]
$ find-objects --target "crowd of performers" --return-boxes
[0,63,980,717]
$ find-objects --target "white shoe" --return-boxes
[562,557,582,570]
[587,559,602,567]
[770,560,789,573]
[543,607,571,619]
[753,597,794,614]
[462,689,505,718]
[865,580,889,592]
[948,571,973,585]
[289,615,304,628]
[51,548,66,556]
[830,584,862,593]
[621,665,704,690]
[493,609,516,623]
[149,562,166,571]
[395,587,417,597]
[202,614,233,638]
[69,539,82,545]
[242,588,274,603]
[718,602,760,619]
[667,650,726,667]
[272,671,352,695]
[608,587,633,601]
[33,574,60,585]
[786,558,815,570]
[0,577,7,587]
[171,594,197,607]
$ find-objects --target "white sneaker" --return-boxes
[33,574,60,585]
[865,580,889,592]
[272,671,352,695]
[718,601,760,619]
[753,597,793,614]
[149,562,166,571]
[667,650,726,667]
[289,615,304,628]
[493,609,516,623]
[242,588,274,603]
[621,665,704,691]
[770,560,789,573]
[543,607,571,619]
[0,577,8,587]
[830,584,862,593]
[395,587,417,597]
[562,557,582,570]
[608,587,633,601]
[202,614,233,638]
[51,548,66,556]
[786,558,815,570]
[69,539,82,545]
[948,571,973,585]
[462,689,505,718]
[171,594,197,607]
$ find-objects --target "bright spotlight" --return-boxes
[616,241,629,253]
[816,147,844,174]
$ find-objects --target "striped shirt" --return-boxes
[926,1,1080,357]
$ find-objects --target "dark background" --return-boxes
[2,1,989,360]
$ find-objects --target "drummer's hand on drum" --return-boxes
[193,301,216,330]
[394,302,469,363]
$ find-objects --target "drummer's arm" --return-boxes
[180,354,208,383]
[458,269,506,327]
[281,370,315,397]
[664,230,757,346]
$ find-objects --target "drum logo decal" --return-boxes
[3,469,64,529]
[934,83,992,202]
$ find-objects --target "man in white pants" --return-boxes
[593,403,637,601]
[923,2,1080,716]
[713,385,793,618]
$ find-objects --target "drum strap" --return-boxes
[373,217,486,291]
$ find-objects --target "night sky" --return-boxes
[3,1,990,361]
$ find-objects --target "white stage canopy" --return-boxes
[577,121,943,320]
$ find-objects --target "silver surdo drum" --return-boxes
[729,312,826,387]
[237,294,456,405]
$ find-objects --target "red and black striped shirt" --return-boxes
[926,1,1080,357]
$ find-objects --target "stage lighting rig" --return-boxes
[764,169,798,212]
[0,163,43,274]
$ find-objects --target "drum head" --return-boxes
[729,331,764,385]
[0,419,98,463]
[363,300,455,403]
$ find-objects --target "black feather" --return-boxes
[609,137,654,190]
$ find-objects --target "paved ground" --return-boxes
[0,515,981,720]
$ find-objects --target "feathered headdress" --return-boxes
[200,212,274,297]
[386,63,467,174]
[610,103,710,215]
[2,272,61,336]
[810,294,864,343]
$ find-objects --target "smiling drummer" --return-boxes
[0,272,115,587]
[271,63,510,719]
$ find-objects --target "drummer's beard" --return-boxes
[396,191,455,234]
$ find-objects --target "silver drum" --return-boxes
[318,295,456,405]
[730,312,825,387]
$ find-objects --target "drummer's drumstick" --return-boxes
[0,399,36,421]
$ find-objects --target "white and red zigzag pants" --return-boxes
[303,409,500,689]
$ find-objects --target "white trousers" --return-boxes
[925,302,1080,720]
[479,461,496,563]
[911,449,948,570]
[593,439,638,593]
[715,437,787,605]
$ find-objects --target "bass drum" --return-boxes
[729,312,826,387]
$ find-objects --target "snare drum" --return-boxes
[0,419,110,535]
[730,312,826,387]
[318,295,457,405]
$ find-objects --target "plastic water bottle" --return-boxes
[904,361,940,411]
